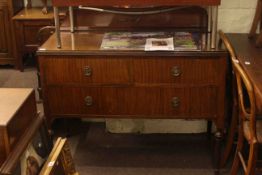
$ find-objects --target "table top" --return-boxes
[0,88,34,126]
[226,33,262,113]
[12,7,67,21]
[38,31,226,56]
[12,8,55,20]
[52,0,221,7]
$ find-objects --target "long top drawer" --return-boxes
[41,56,225,86]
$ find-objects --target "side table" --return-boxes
[13,7,66,71]
[0,88,37,166]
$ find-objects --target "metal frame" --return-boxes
[53,6,219,49]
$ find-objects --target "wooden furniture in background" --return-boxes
[0,0,23,67]
[0,88,37,166]
[13,8,65,71]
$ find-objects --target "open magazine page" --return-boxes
[100,32,173,50]
[145,37,174,51]
[173,32,200,51]
[100,32,201,51]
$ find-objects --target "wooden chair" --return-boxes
[249,0,262,47]
[230,58,261,175]
[218,30,239,167]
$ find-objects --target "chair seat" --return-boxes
[244,119,262,143]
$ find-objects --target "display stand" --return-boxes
[51,0,221,49]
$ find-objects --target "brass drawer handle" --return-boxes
[171,66,181,77]
[84,66,92,76]
[84,96,93,106]
[172,97,180,108]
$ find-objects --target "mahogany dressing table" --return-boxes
[37,4,228,173]
[37,6,227,174]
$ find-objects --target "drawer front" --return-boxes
[133,57,224,85]
[43,57,131,85]
[47,86,217,118]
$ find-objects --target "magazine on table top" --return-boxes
[100,31,201,51]
[173,32,199,51]
[145,37,174,51]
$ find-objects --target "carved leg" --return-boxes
[214,130,223,175]
[249,0,262,38]
[220,97,238,167]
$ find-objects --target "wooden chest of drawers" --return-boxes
[39,54,227,130]
[0,88,37,165]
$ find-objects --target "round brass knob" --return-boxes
[171,66,181,77]
[84,66,92,76]
[84,96,93,106]
[171,97,180,108]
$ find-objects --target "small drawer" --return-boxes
[133,57,224,85]
[43,56,131,85]
[162,86,218,118]
[47,87,118,116]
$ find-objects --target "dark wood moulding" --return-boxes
[51,0,221,7]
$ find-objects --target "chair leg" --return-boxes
[249,0,262,38]
[255,32,262,47]
[246,140,258,175]
[231,123,245,175]
[220,101,238,167]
